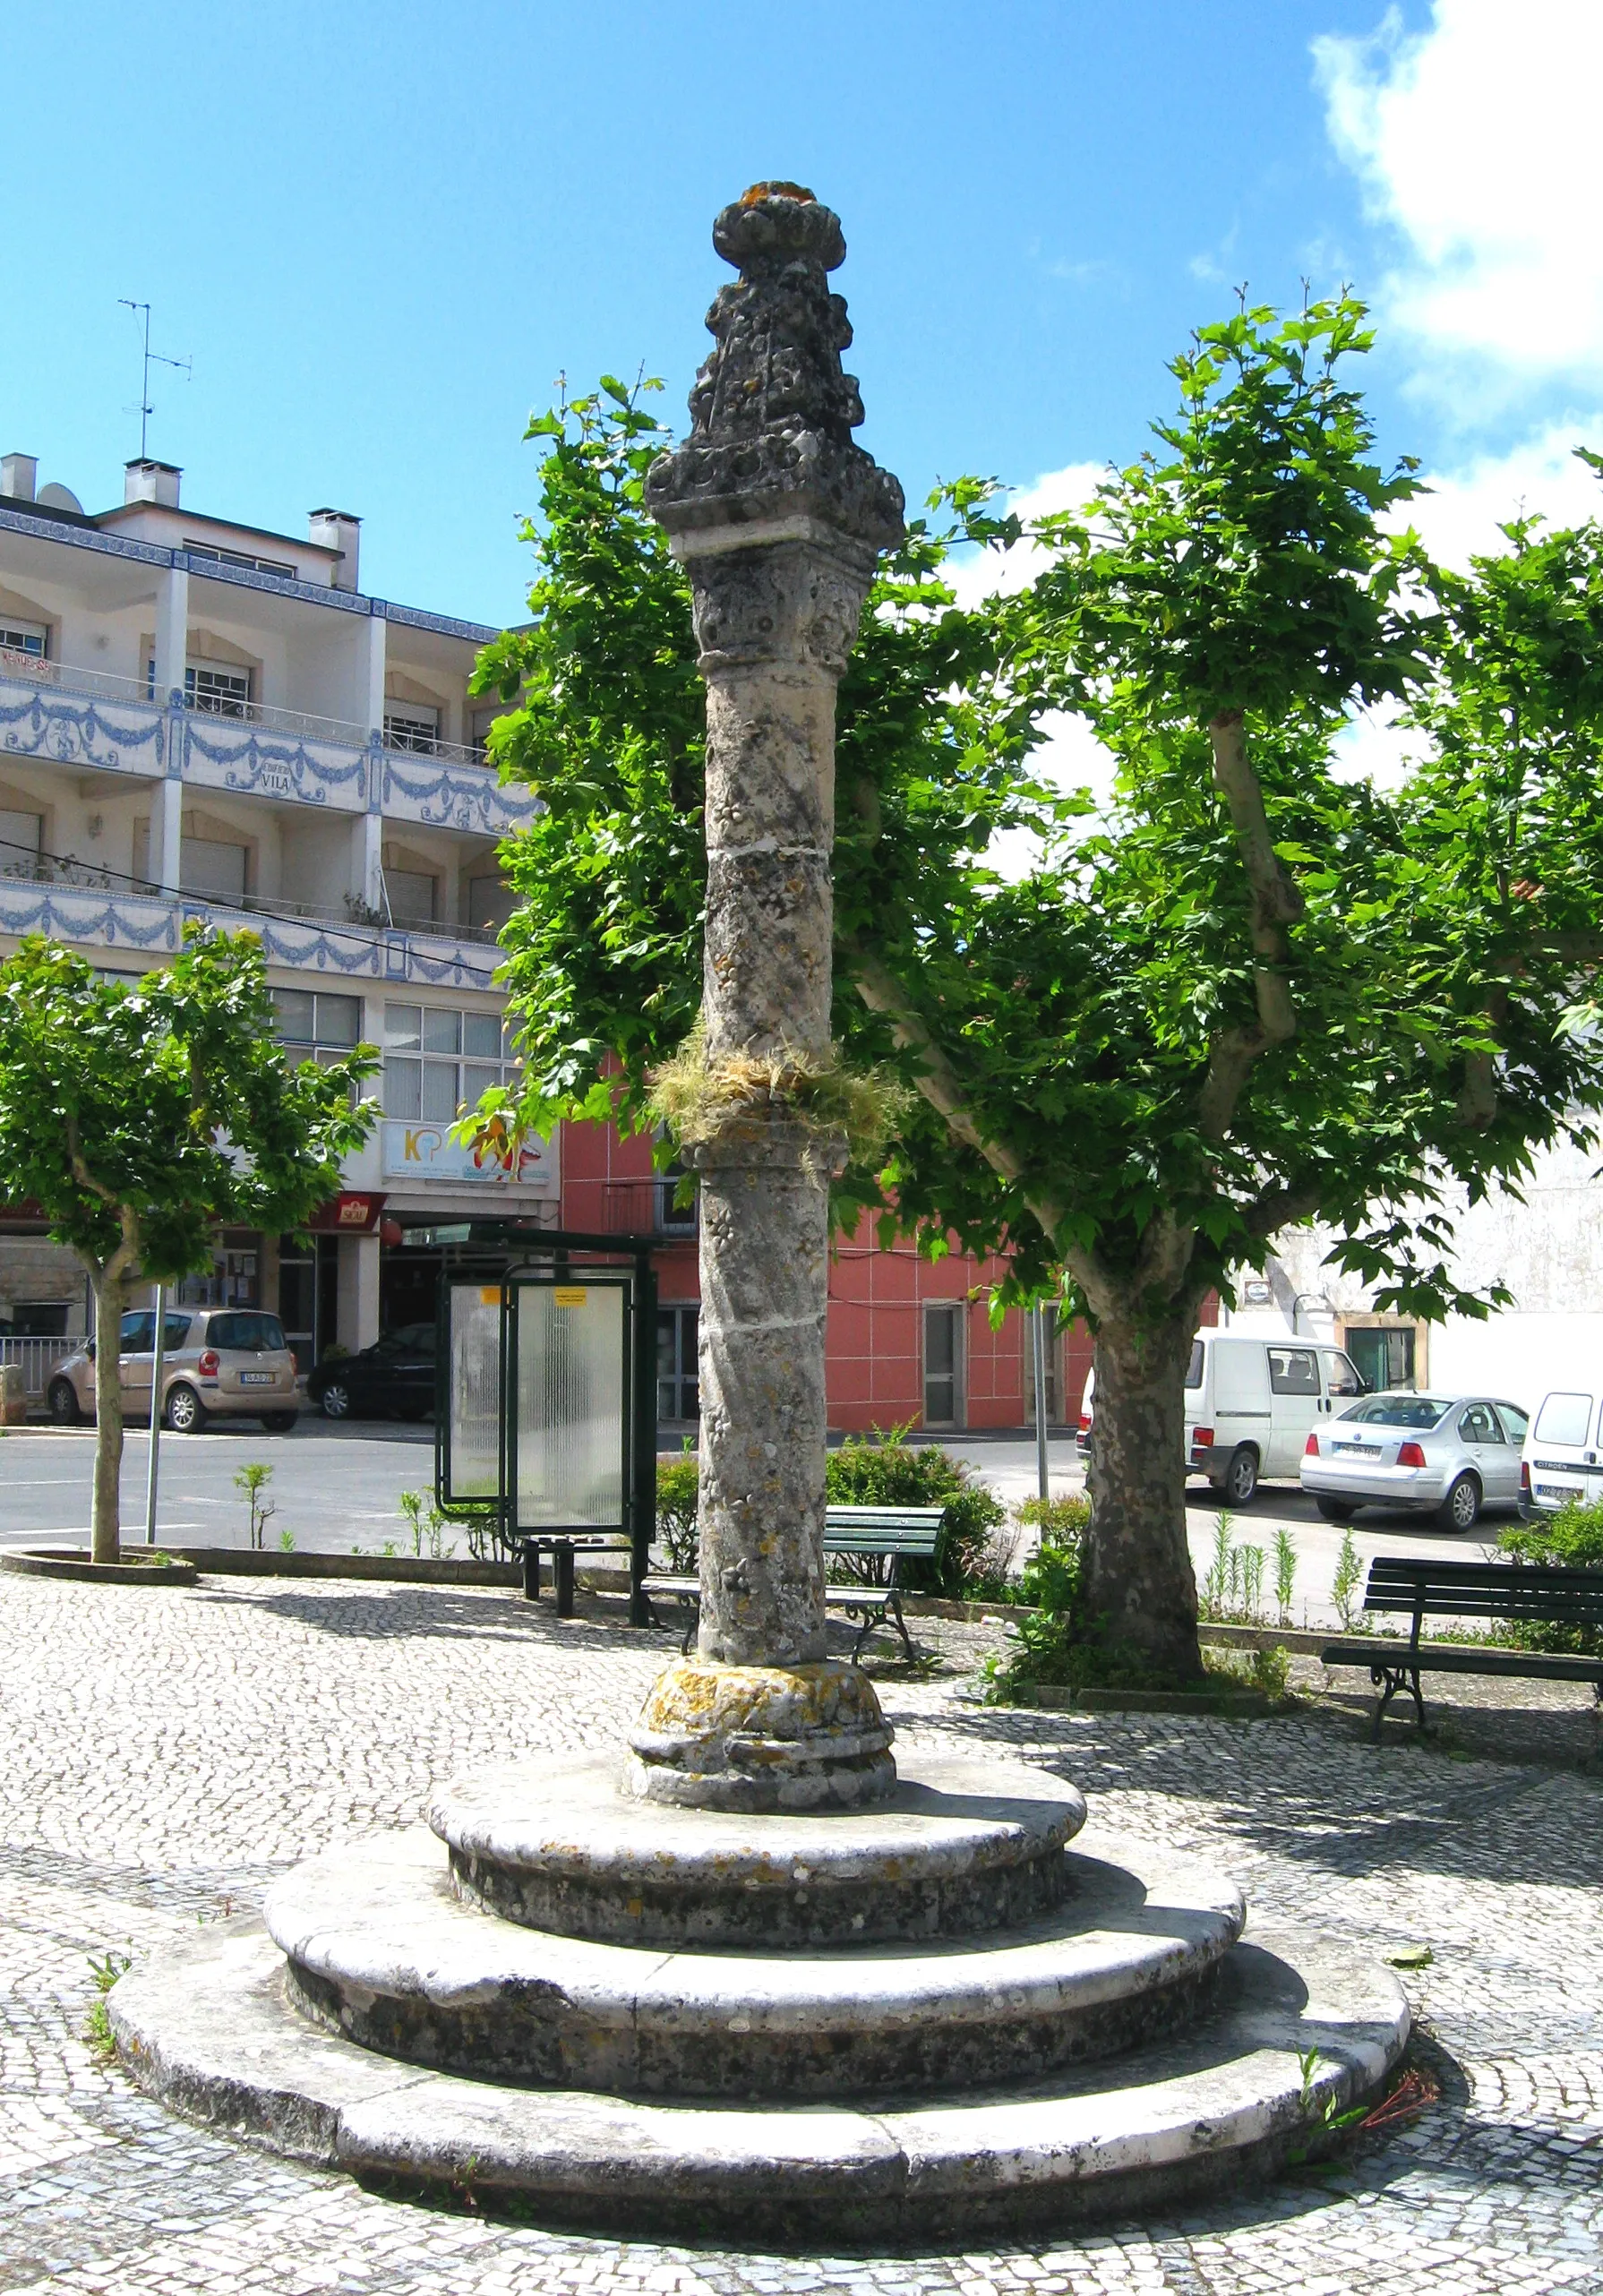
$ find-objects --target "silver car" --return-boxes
[1299,1391,1530,1531]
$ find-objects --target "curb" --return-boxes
[0,1546,200,1586]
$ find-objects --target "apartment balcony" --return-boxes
[596,1178,700,1241]
[0,865,503,991]
[0,657,538,835]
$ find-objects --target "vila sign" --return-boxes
[381,1120,554,1189]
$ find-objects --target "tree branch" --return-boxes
[1241,1179,1325,1242]
[1196,711,1306,1143]
[844,942,1116,1311]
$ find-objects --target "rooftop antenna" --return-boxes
[118,300,191,461]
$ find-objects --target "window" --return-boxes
[924,1303,964,1427]
[654,1139,697,1235]
[207,1311,286,1353]
[383,706,440,755]
[149,658,255,714]
[1459,1402,1503,1445]
[657,1304,699,1423]
[273,989,363,1067]
[1494,1401,1530,1445]
[1324,1353,1363,1397]
[0,618,47,660]
[382,1003,518,1120]
[180,835,248,903]
[1344,1325,1417,1393]
[0,809,42,875]
[1344,1396,1452,1428]
[1267,1347,1320,1398]
[184,540,297,579]
[1185,1339,1204,1388]
[10,1302,70,1338]
[385,867,437,926]
[467,874,514,930]
[1534,1392,1594,1447]
[119,1311,154,1350]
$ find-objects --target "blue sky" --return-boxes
[4,2,1598,625]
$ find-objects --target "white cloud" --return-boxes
[944,462,1106,612]
[1403,419,1603,566]
[1314,1,1603,397]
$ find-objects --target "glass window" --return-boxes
[1494,1401,1530,1444]
[313,992,361,1046]
[463,1062,501,1105]
[1459,1402,1502,1444]
[423,1007,460,1055]
[0,619,47,658]
[207,1311,286,1353]
[384,1058,422,1118]
[119,1311,155,1350]
[464,1013,501,1059]
[420,1063,459,1120]
[1324,1353,1363,1397]
[1342,1396,1453,1429]
[656,1304,699,1423]
[160,1314,193,1350]
[924,1304,963,1426]
[1533,1392,1593,1447]
[1344,1325,1416,1392]
[1185,1339,1204,1388]
[385,1003,422,1050]
[187,664,252,715]
[1268,1347,1320,1397]
[273,988,317,1043]
[383,706,440,754]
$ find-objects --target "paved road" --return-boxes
[0,1422,1521,1623]
[2,1570,1599,2294]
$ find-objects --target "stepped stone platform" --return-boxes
[110,1753,1410,2241]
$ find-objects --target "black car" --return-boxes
[307,1324,436,1421]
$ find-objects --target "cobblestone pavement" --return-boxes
[3,1576,1601,2295]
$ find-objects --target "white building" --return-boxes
[0,447,553,1375]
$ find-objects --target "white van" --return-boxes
[1520,1387,1603,1517]
[1078,1331,1366,1504]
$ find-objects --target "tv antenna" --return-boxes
[119,300,191,461]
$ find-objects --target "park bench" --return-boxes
[643,1504,946,1662]
[1320,1555,1603,1741]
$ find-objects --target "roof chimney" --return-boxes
[308,508,361,591]
[1,453,38,502]
[124,458,182,508]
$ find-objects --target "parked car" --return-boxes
[1520,1387,1603,1517]
[306,1324,437,1421]
[1300,1391,1529,1529]
[47,1307,300,1434]
[1078,1331,1366,1504]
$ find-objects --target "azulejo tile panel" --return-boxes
[0,676,166,777]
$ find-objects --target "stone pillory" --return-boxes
[631,184,905,1812]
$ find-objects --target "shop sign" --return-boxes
[305,1192,387,1234]
[381,1120,554,1190]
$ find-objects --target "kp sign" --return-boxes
[381,1120,554,1189]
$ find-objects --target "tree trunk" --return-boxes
[90,1265,127,1566]
[1083,1304,1204,1680]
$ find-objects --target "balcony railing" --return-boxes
[599,1178,699,1239]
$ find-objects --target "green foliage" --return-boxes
[399,1489,455,1561]
[1497,1500,1603,1655]
[234,1462,275,1552]
[1204,1641,1292,1700]
[824,1429,1005,1598]
[0,925,377,1285]
[1201,1512,1267,1622]
[655,1454,700,1572]
[83,1948,132,2060]
[1332,1528,1364,1632]
[1274,1527,1299,1625]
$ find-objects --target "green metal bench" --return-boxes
[1320,1555,1603,1740]
[644,1504,945,1662]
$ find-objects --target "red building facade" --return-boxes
[560,1118,1094,1438]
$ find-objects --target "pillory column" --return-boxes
[627,184,904,1810]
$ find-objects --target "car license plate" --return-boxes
[239,1371,274,1386]
[1535,1482,1582,1502]
[1334,1443,1379,1457]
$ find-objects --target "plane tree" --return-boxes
[0,926,376,1562]
[475,318,1603,1683]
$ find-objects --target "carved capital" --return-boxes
[646,184,904,559]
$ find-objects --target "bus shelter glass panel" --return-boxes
[444,1281,502,1504]
[513,1280,628,1531]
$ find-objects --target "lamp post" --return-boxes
[629,185,904,1811]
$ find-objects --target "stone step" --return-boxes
[431,1752,1085,1947]
[264,1826,1245,2099]
[109,1915,1409,2244]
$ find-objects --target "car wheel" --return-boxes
[163,1384,208,1434]
[1315,1496,1356,1523]
[47,1378,82,1426]
[320,1380,352,1421]
[1438,1472,1481,1532]
[260,1411,299,1435]
[1223,1445,1259,1506]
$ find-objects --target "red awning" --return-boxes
[304,1192,387,1235]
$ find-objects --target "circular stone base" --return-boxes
[0,1546,199,1586]
[109,1907,1410,2244]
[627,1657,896,1812]
[265,1829,1243,2098]
[431,1754,1085,1946]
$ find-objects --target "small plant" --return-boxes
[233,1461,275,1551]
[1203,1511,1233,1615]
[1273,1527,1298,1625]
[83,1948,132,2060]
[381,1539,399,1559]
[399,1489,456,1560]
[277,1528,296,1553]
[1333,1527,1363,1631]
[656,1452,700,1572]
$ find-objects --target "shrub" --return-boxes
[1498,1499,1603,1656]
[825,1427,1005,1598]
[656,1454,700,1572]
